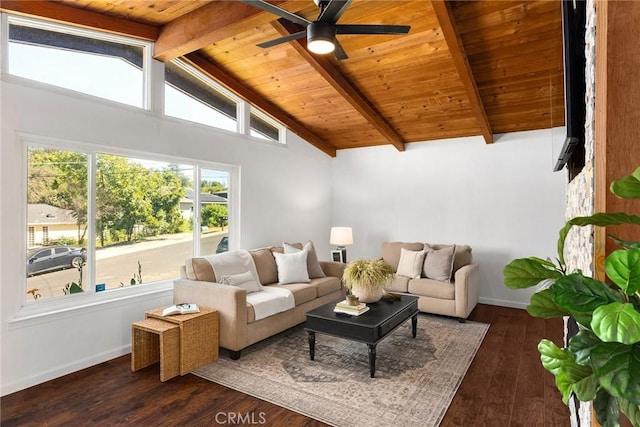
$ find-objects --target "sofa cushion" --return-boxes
[268,283,317,306]
[387,275,410,293]
[273,251,310,284]
[184,257,216,282]
[309,276,342,297]
[249,248,279,285]
[284,241,326,279]
[219,271,262,293]
[423,244,456,282]
[408,278,455,300]
[381,242,425,272]
[427,243,473,273]
[396,248,426,279]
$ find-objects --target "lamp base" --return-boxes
[337,246,347,263]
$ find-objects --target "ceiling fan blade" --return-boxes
[241,0,311,27]
[318,0,352,24]
[257,30,307,48]
[336,24,411,35]
[333,39,348,60]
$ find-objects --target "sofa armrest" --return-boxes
[173,278,248,350]
[319,261,346,280]
[453,263,479,319]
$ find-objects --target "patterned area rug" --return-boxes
[194,314,489,427]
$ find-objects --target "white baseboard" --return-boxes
[1,344,132,396]
[478,297,528,310]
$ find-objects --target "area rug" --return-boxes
[194,314,489,427]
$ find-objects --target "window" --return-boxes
[26,144,234,301]
[164,60,237,132]
[250,109,282,143]
[7,17,148,108]
[199,168,230,254]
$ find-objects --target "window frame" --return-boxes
[4,15,152,110]
[16,133,239,321]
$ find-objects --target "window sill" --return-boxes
[9,279,174,328]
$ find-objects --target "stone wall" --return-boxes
[564,0,597,425]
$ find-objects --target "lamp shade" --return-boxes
[330,227,353,246]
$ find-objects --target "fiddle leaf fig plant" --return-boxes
[504,167,640,427]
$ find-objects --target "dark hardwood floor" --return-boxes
[1,304,569,426]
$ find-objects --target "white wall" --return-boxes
[0,79,333,395]
[331,129,567,308]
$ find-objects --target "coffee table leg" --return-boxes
[368,344,376,378]
[308,331,315,360]
[411,314,418,338]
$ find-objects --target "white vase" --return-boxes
[350,285,384,303]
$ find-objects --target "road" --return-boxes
[26,233,226,299]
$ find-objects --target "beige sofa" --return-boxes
[381,242,479,321]
[173,243,346,359]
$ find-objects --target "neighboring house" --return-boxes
[179,188,228,221]
[27,204,79,247]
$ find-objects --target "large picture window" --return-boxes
[7,17,148,108]
[26,145,233,301]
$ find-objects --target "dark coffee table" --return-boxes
[305,294,419,378]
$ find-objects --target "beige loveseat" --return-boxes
[381,242,479,321]
[173,243,346,359]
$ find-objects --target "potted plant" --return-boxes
[343,258,394,303]
[503,167,640,427]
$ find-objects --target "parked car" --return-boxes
[216,236,228,254]
[27,246,87,277]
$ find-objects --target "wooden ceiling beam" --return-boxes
[184,53,336,157]
[0,0,158,41]
[430,0,493,144]
[155,1,291,62]
[272,19,406,152]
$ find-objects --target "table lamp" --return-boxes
[330,227,353,263]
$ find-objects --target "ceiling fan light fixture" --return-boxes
[307,22,336,54]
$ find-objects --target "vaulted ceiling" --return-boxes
[1,0,565,156]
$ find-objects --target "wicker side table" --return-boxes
[131,317,180,382]
[145,307,219,375]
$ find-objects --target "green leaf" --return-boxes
[538,339,593,404]
[611,166,640,199]
[610,235,640,250]
[553,273,624,312]
[569,329,602,365]
[590,342,640,404]
[605,249,640,295]
[503,258,563,289]
[618,398,640,427]
[594,389,621,427]
[557,213,640,265]
[573,373,598,402]
[591,302,640,344]
[69,283,83,294]
[527,288,570,318]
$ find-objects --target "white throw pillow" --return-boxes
[219,271,262,293]
[273,251,310,284]
[396,248,426,279]
[284,241,326,279]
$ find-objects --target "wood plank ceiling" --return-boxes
[0,0,565,157]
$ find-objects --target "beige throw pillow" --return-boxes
[396,248,426,279]
[284,241,326,279]
[219,271,263,293]
[273,250,310,284]
[422,244,456,282]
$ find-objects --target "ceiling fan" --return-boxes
[241,0,411,60]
